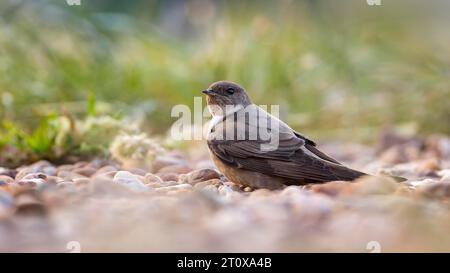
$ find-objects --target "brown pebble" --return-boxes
[57,170,87,180]
[417,181,450,200]
[45,176,63,184]
[193,179,223,189]
[73,167,97,177]
[181,168,221,185]
[144,173,163,184]
[309,181,351,197]
[157,173,179,182]
[0,175,14,184]
[14,190,47,217]
[94,166,118,175]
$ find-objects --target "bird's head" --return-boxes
[202,81,252,116]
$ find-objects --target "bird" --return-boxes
[202,80,369,190]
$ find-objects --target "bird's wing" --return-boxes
[207,106,365,182]
[296,133,343,165]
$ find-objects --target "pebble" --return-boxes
[193,179,223,189]
[0,190,14,211]
[408,178,438,188]
[416,181,450,199]
[57,170,87,181]
[157,173,179,182]
[223,182,242,192]
[143,173,163,184]
[57,181,78,193]
[0,175,14,184]
[14,190,47,216]
[47,176,65,183]
[180,168,221,185]
[113,171,147,191]
[147,181,178,188]
[154,184,193,193]
[309,181,350,197]
[0,167,17,178]
[17,178,46,188]
[94,166,118,176]
[73,167,97,177]
[438,169,450,182]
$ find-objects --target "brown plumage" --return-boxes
[203,81,368,189]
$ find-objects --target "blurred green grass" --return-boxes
[0,0,449,154]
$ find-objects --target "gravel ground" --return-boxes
[0,132,450,252]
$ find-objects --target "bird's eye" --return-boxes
[226,88,235,95]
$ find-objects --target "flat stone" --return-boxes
[113,171,147,191]
[157,173,179,182]
[193,179,223,189]
[73,167,97,177]
[143,173,163,184]
[181,169,222,185]
[0,175,14,184]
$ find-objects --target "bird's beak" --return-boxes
[202,89,216,95]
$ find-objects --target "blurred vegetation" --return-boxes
[0,0,449,166]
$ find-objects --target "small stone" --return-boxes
[417,158,441,173]
[15,168,41,181]
[18,178,46,188]
[438,169,450,182]
[181,168,221,185]
[193,179,223,189]
[143,173,163,184]
[0,167,17,178]
[223,182,241,191]
[0,175,14,184]
[73,178,90,187]
[21,173,47,181]
[409,178,438,188]
[57,170,87,180]
[94,166,118,175]
[352,176,399,195]
[74,161,89,168]
[57,164,74,172]
[0,190,14,212]
[157,173,179,182]
[196,184,219,194]
[243,187,253,192]
[416,181,450,199]
[45,176,64,184]
[309,181,350,197]
[154,181,179,188]
[73,167,97,177]
[154,184,193,193]
[113,171,147,191]
[93,171,117,180]
[250,188,273,197]
[14,190,47,216]
[57,181,78,192]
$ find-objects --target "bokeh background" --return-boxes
[0,0,449,166]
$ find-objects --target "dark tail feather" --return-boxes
[388,175,407,182]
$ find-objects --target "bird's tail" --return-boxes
[387,175,407,182]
